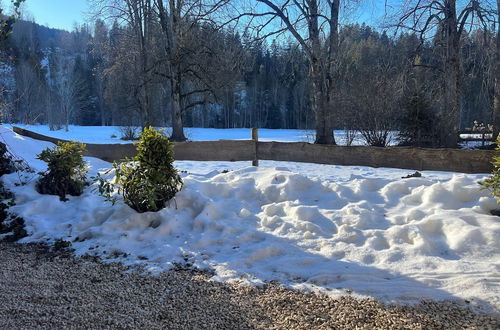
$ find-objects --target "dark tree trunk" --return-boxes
[308,0,336,145]
[441,0,461,148]
[318,0,340,145]
[158,0,187,141]
[311,61,334,144]
[493,0,500,141]
[170,74,186,141]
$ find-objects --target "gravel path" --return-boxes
[0,242,498,329]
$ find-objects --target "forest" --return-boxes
[0,0,499,148]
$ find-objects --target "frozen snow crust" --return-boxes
[1,126,499,314]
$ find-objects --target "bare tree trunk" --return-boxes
[126,0,154,128]
[140,1,153,127]
[324,0,340,144]
[65,111,69,132]
[441,0,461,148]
[99,93,106,126]
[165,0,186,141]
[493,0,500,141]
[311,60,332,144]
[388,0,492,148]
[308,0,335,144]
[254,0,338,144]
[170,72,187,141]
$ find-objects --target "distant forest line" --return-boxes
[0,0,499,147]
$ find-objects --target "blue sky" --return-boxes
[22,0,90,31]
[14,0,383,32]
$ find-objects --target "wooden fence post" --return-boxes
[252,128,259,166]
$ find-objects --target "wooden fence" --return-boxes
[13,126,494,174]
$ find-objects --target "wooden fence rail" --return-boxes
[12,126,494,174]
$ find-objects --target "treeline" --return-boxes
[0,0,498,148]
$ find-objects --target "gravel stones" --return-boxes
[0,242,498,329]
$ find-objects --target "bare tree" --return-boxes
[60,72,88,132]
[493,0,500,140]
[46,51,83,131]
[15,60,45,124]
[387,0,497,147]
[125,0,157,127]
[231,0,353,144]
[92,0,159,127]
[155,0,234,141]
[92,0,236,140]
[91,19,110,125]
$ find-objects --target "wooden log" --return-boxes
[12,126,494,173]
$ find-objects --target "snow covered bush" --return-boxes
[480,135,500,203]
[97,126,182,213]
[36,141,87,201]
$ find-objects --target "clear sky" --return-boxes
[10,0,384,32]
[21,0,90,31]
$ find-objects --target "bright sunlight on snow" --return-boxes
[10,124,397,145]
[1,125,499,315]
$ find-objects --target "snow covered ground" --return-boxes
[9,124,386,145]
[1,125,499,315]
[10,124,490,149]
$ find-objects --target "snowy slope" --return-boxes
[1,125,499,315]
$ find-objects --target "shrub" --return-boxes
[53,238,73,252]
[97,126,182,213]
[119,126,140,141]
[0,143,28,242]
[0,142,15,176]
[480,135,500,203]
[0,181,27,242]
[360,130,392,147]
[0,142,34,179]
[36,141,88,201]
[397,89,439,147]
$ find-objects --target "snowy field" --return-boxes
[1,125,499,315]
[10,124,490,149]
[10,124,383,145]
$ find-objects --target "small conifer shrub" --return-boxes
[36,141,87,201]
[97,127,182,213]
[480,135,500,203]
[0,142,15,176]
[0,142,28,241]
[0,181,27,242]
[397,89,438,147]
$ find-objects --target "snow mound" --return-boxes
[1,125,499,314]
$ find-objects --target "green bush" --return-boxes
[0,142,15,176]
[480,135,500,203]
[97,127,182,213]
[36,141,87,201]
[397,89,439,147]
[0,142,28,242]
[0,181,27,242]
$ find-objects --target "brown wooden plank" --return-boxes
[12,126,494,173]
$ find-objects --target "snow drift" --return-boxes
[1,125,499,314]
